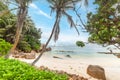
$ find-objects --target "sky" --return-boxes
[28,0,97,45]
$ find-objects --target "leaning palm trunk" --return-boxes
[5,6,27,58]
[31,12,60,65]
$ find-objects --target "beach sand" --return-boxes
[10,52,120,80]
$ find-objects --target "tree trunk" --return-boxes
[5,7,27,58]
[31,13,60,65]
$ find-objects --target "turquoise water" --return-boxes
[49,43,118,58]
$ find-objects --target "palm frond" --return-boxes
[47,0,56,6]
[0,7,18,17]
[65,0,81,5]
[0,10,9,17]
[63,11,80,35]
[50,6,55,16]
[64,5,74,10]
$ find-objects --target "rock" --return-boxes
[39,66,88,80]
[25,53,35,59]
[65,55,71,58]
[19,54,26,58]
[113,53,120,58]
[46,47,52,51]
[53,56,63,59]
[87,65,106,80]
[13,55,19,58]
[14,50,19,55]
[39,46,52,52]
[39,66,49,70]
[116,54,120,58]
[68,74,88,80]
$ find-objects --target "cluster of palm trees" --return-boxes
[0,1,41,55]
[0,0,88,65]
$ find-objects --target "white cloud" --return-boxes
[30,3,38,9]
[41,28,88,44]
[37,24,88,45]
[38,10,52,19]
[58,33,88,43]
[29,3,52,19]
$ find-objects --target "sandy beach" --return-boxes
[10,52,120,80]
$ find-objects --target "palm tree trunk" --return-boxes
[5,7,27,58]
[31,13,60,65]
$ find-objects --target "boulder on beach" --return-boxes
[14,50,19,55]
[87,65,106,80]
[46,47,52,51]
[113,53,120,58]
[25,53,36,59]
[39,46,52,52]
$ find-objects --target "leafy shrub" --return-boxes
[25,35,41,52]
[0,38,12,56]
[0,58,68,80]
[76,41,85,47]
[17,41,31,53]
[30,41,40,51]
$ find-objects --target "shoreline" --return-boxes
[10,52,120,80]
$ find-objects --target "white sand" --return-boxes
[10,52,120,80]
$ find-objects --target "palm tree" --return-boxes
[5,0,32,58]
[0,1,17,43]
[32,0,83,65]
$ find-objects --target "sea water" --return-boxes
[49,43,117,58]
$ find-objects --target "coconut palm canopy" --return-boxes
[31,0,89,65]
[28,0,90,44]
[47,0,82,41]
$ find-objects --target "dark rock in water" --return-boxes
[65,55,71,58]
[97,52,112,54]
[87,65,106,80]
[58,50,74,53]
[53,56,62,59]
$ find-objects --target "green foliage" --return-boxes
[0,1,41,52]
[0,1,16,43]
[86,0,120,46]
[76,41,85,47]
[20,17,41,52]
[24,34,41,52]
[17,41,31,53]
[0,39,12,56]
[0,58,68,80]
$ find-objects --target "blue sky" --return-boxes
[28,0,97,45]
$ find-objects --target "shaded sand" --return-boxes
[10,52,120,80]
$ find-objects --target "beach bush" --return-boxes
[0,39,12,56]
[17,41,31,53]
[25,35,41,51]
[0,58,68,80]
